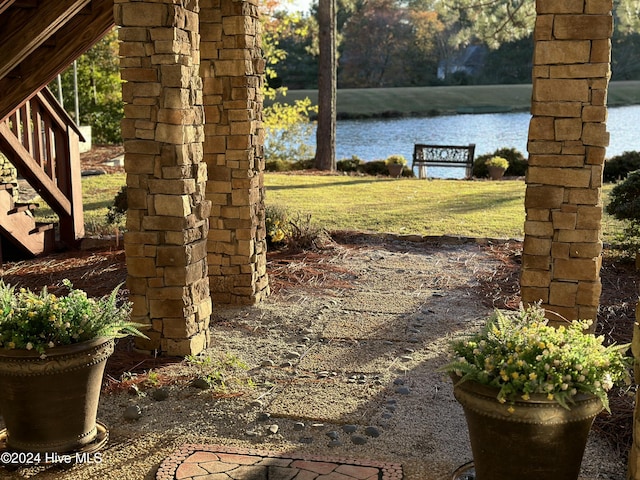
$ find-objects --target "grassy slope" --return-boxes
[266,175,527,238]
[34,173,621,243]
[272,81,640,116]
[34,81,634,240]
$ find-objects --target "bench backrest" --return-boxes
[412,144,476,167]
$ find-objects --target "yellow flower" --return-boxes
[507,406,515,414]
[521,393,530,400]
[529,372,537,380]
[547,393,554,400]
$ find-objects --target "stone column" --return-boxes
[200,0,269,305]
[115,0,212,356]
[521,0,612,326]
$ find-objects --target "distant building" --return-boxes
[438,45,487,80]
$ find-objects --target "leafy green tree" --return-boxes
[261,4,318,161]
[49,28,122,144]
[438,0,638,48]
[340,0,422,87]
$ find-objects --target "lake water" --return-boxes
[315,104,640,178]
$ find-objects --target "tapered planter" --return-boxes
[387,164,404,178]
[487,165,506,180]
[0,337,114,452]
[452,376,603,480]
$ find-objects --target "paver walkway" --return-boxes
[156,445,403,480]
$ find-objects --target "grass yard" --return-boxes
[265,175,527,239]
[34,172,624,244]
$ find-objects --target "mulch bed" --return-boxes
[0,237,638,461]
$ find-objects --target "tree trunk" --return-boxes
[315,0,336,171]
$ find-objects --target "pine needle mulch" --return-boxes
[1,238,640,458]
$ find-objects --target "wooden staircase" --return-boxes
[0,183,55,261]
[0,88,85,260]
[0,0,116,260]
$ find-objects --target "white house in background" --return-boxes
[438,44,487,80]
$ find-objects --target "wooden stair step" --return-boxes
[8,202,39,214]
[29,222,54,235]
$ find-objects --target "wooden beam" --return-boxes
[0,0,114,122]
[0,0,92,80]
[0,0,16,16]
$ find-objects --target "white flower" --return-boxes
[25,342,33,350]
[48,341,55,348]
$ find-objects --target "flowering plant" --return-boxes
[385,154,407,166]
[485,156,509,170]
[442,304,631,412]
[0,280,146,357]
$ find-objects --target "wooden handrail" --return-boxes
[0,87,84,248]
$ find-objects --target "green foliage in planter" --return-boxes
[0,280,146,356]
[385,154,407,166]
[473,147,527,178]
[604,151,640,182]
[442,304,630,412]
[486,156,509,170]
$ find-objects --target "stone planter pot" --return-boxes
[0,337,114,452]
[487,166,506,180]
[387,164,404,178]
[452,376,602,480]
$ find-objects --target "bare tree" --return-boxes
[315,0,336,171]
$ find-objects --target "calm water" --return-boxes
[315,104,640,178]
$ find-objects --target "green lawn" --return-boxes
[34,171,623,244]
[265,175,527,239]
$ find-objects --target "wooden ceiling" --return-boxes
[0,0,115,122]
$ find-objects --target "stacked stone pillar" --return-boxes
[115,0,212,356]
[200,0,269,305]
[522,0,612,326]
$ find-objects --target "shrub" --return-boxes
[287,212,331,252]
[337,156,365,173]
[106,186,127,225]
[291,159,315,170]
[265,205,330,251]
[361,160,388,176]
[604,151,640,182]
[605,170,640,255]
[265,159,294,172]
[265,205,291,247]
[473,148,527,178]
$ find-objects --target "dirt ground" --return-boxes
[0,232,637,480]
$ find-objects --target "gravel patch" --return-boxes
[0,238,627,479]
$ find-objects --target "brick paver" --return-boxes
[156,444,403,480]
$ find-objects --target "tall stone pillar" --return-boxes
[115,0,212,356]
[200,0,269,305]
[522,0,612,326]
